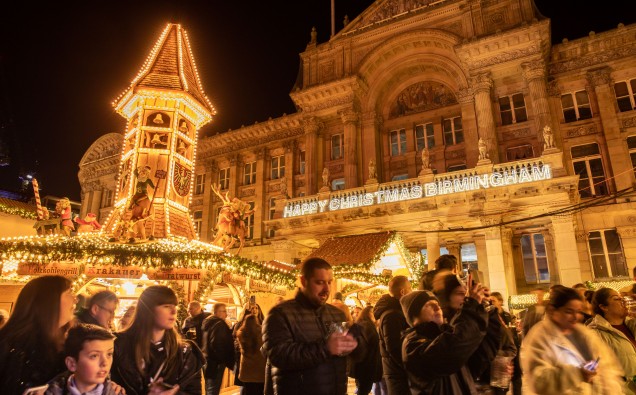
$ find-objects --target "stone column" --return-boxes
[587,67,635,190]
[303,118,322,195]
[470,73,499,162]
[473,234,490,288]
[446,243,461,263]
[481,217,509,300]
[80,189,90,218]
[228,154,240,198]
[549,213,583,285]
[617,226,636,275]
[422,221,442,268]
[361,111,383,184]
[340,108,360,189]
[458,88,480,167]
[283,140,296,196]
[253,149,267,240]
[90,189,102,218]
[521,59,553,144]
[501,228,517,296]
[200,158,216,241]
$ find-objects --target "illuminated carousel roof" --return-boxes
[305,231,395,267]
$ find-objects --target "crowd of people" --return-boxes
[1,254,636,395]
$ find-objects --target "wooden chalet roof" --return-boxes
[305,232,394,267]
[116,23,214,114]
[0,197,37,217]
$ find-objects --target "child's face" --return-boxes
[66,339,115,389]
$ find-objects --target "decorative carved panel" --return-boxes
[390,81,457,119]
[565,125,598,138]
[502,128,532,140]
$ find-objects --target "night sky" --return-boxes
[0,1,634,201]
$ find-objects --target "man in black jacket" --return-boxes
[76,290,119,330]
[262,257,363,395]
[372,275,412,395]
[202,303,234,395]
[181,301,210,349]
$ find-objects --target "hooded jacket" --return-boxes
[373,294,409,375]
[587,314,636,394]
[521,317,624,395]
[262,289,364,395]
[401,298,487,395]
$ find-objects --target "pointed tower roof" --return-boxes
[113,23,215,121]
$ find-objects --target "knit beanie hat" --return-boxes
[400,290,438,327]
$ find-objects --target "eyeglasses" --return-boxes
[97,305,116,317]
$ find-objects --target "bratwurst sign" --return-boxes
[283,165,551,218]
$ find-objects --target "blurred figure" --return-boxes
[181,301,210,349]
[573,283,593,323]
[349,306,382,395]
[0,308,9,329]
[111,285,204,394]
[521,286,624,395]
[401,289,487,394]
[492,292,522,395]
[420,254,458,291]
[237,314,266,395]
[202,303,235,395]
[330,292,353,324]
[373,275,412,395]
[0,275,76,394]
[352,306,363,321]
[117,304,136,331]
[522,287,547,337]
[233,302,265,390]
[274,296,285,305]
[76,290,119,330]
[588,287,636,394]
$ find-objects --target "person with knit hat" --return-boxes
[401,286,488,394]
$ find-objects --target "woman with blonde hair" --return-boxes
[111,285,204,394]
[0,275,76,394]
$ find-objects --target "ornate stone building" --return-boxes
[81,0,636,299]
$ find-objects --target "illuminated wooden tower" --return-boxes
[105,23,215,239]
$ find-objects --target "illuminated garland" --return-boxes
[0,203,37,220]
[193,271,217,302]
[333,270,391,285]
[168,280,188,323]
[0,234,296,288]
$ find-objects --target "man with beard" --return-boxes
[373,275,412,395]
[262,258,364,395]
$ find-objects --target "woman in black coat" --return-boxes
[349,306,383,395]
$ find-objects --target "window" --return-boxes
[561,90,592,122]
[268,197,276,238]
[390,129,407,156]
[332,178,345,191]
[521,233,550,284]
[193,210,203,237]
[392,174,409,181]
[218,168,230,190]
[245,202,255,239]
[194,174,205,195]
[443,117,464,145]
[415,123,435,150]
[571,143,608,198]
[614,79,636,112]
[588,229,627,278]
[271,155,285,180]
[499,93,528,125]
[244,161,256,185]
[447,164,467,172]
[506,145,534,161]
[103,189,113,207]
[628,136,636,178]
[299,150,306,175]
[331,134,344,160]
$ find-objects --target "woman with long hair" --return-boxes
[232,302,264,388]
[0,275,76,394]
[521,286,624,394]
[588,287,636,393]
[349,305,382,395]
[237,314,266,395]
[111,285,204,395]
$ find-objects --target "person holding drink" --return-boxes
[262,257,365,395]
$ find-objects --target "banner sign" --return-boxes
[17,262,80,276]
[150,268,205,281]
[284,165,552,218]
[84,265,144,278]
[222,272,246,287]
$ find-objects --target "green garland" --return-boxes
[0,202,37,220]
[192,271,217,303]
[168,280,189,324]
[0,234,297,288]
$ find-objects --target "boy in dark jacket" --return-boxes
[401,288,487,395]
[46,324,122,395]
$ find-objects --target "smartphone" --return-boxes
[249,295,256,307]
[22,385,49,395]
[587,357,600,371]
[469,269,481,288]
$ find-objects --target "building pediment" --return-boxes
[290,76,366,114]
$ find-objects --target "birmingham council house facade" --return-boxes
[79,0,636,301]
